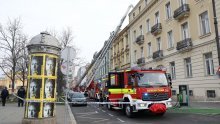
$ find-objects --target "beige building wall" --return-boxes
[215,0,220,30]
[110,0,220,101]
[0,76,27,94]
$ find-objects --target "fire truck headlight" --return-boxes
[144,93,148,97]
[138,103,147,107]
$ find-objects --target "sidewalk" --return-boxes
[0,103,76,124]
[169,101,220,115]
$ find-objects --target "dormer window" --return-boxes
[139,6,141,13]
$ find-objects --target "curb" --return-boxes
[67,103,77,124]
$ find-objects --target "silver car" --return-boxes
[70,92,87,106]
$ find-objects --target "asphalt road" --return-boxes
[70,103,220,124]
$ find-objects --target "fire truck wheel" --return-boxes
[125,105,134,118]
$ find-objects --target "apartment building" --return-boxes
[110,26,130,71]
[111,0,220,101]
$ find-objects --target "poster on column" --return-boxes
[43,103,54,118]
[44,78,55,99]
[25,102,40,118]
[45,55,57,76]
[30,56,43,75]
[28,78,42,99]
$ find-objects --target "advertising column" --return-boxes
[22,32,61,124]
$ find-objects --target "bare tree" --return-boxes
[46,28,58,38]
[0,18,27,92]
[59,27,74,49]
[16,36,28,87]
[47,27,86,95]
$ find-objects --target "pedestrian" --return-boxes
[99,91,103,107]
[17,86,26,107]
[1,87,9,106]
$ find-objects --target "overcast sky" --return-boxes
[0,0,139,64]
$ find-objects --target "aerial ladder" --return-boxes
[78,4,134,89]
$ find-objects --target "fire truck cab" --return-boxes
[105,68,172,117]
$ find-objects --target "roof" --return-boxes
[27,32,61,49]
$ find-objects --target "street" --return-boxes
[70,102,220,124]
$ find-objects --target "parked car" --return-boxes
[70,92,87,106]
[67,90,75,102]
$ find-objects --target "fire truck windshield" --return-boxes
[136,73,168,87]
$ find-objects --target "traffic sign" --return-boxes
[61,46,76,62]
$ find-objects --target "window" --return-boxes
[146,19,150,32]
[145,0,148,5]
[139,6,141,13]
[185,57,192,77]
[172,90,176,95]
[109,73,124,88]
[189,90,193,96]
[122,39,124,48]
[204,52,214,75]
[126,53,129,63]
[170,62,176,79]
[117,43,119,52]
[155,11,160,24]
[118,57,120,66]
[207,90,216,98]
[182,22,189,40]
[147,42,152,57]
[122,55,124,65]
[179,0,187,6]
[200,11,210,35]
[156,37,161,50]
[166,2,172,19]
[167,30,174,48]
[133,12,135,18]
[141,47,144,58]
[114,58,116,66]
[125,35,128,46]
[133,30,136,41]
[134,50,137,62]
[139,25,143,35]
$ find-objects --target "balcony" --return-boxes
[151,23,162,36]
[135,35,144,45]
[125,45,129,51]
[176,38,192,52]
[153,50,163,60]
[173,4,190,20]
[121,48,124,54]
[137,57,145,65]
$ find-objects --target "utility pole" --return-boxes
[212,0,220,66]
[64,46,70,124]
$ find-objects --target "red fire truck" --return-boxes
[105,68,172,117]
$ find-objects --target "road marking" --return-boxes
[93,119,109,123]
[117,118,125,123]
[76,111,98,115]
[76,111,109,123]
[108,113,114,116]
[102,110,106,112]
